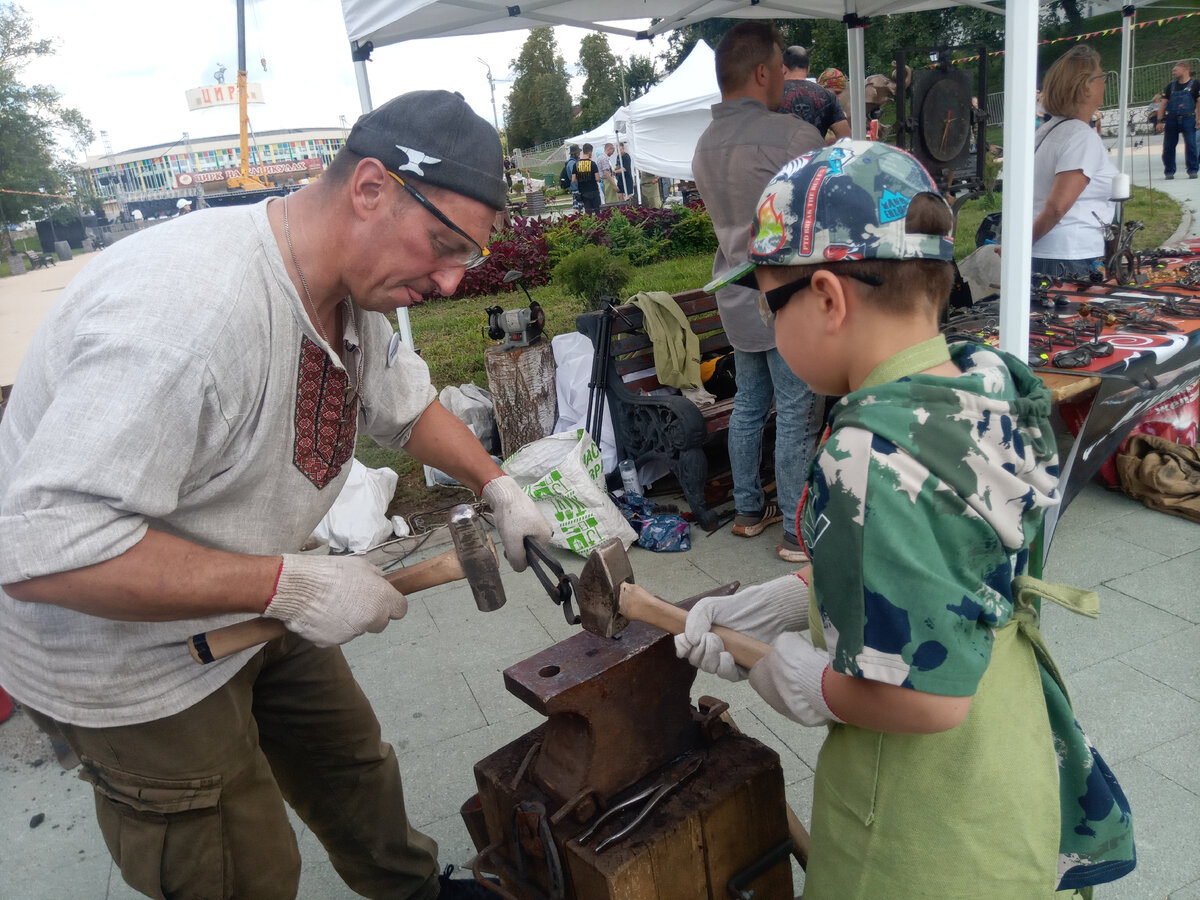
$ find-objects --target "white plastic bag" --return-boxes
[502,429,636,556]
[312,460,398,553]
[440,383,499,455]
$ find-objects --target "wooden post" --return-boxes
[484,339,558,460]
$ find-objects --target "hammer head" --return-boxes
[448,505,507,612]
[577,537,634,638]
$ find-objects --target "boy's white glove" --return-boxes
[749,632,845,727]
[264,554,407,647]
[481,475,552,573]
[674,574,810,679]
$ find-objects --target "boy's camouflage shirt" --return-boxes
[801,341,1135,889]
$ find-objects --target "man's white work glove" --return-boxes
[481,475,552,573]
[749,632,845,727]
[674,574,810,681]
[263,555,407,647]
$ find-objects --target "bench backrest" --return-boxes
[590,290,727,394]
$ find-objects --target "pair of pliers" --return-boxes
[574,755,703,853]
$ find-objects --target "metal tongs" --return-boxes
[523,536,582,625]
[574,754,703,853]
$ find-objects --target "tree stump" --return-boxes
[484,339,557,460]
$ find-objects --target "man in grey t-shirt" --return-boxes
[0,91,549,900]
[692,23,824,563]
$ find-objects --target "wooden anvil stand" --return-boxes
[461,587,795,899]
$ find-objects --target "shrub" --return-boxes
[543,212,609,265]
[605,211,667,266]
[552,245,633,310]
[452,215,552,298]
[663,206,718,258]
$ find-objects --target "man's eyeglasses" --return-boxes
[388,171,490,270]
[762,271,884,314]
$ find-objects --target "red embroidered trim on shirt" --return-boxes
[293,336,356,489]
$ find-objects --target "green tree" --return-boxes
[623,55,659,101]
[505,28,573,150]
[0,2,94,249]
[576,33,622,132]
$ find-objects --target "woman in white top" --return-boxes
[1031,45,1116,280]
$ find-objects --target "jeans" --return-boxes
[27,634,441,900]
[729,347,822,539]
[1031,256,1099,281]
[1162,114,1199,176]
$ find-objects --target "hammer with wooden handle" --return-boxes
[187,504,503,664]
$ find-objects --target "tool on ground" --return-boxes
[186,504,503,664]
[573,754,702,852]
[485,271,545,350]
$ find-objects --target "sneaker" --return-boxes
[777,533,809,563]
[732,502,783,537]
[437,865,499,898]
[1191,173,1198,179]
[1166,173,1175,180]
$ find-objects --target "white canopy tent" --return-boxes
[338,0,1150,358]
[565,41,720,183]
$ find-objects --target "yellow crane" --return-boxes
[226,0,271,192]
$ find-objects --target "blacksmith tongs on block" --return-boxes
[573,754,703,853]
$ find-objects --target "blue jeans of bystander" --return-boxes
[1162,114,1199,177]
[729,347,822,540]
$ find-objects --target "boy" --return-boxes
[676,142,1135,896]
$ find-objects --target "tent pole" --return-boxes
[997,2,1037,358]
[352,39,414,350]
[1116,6,1133,175]
[844,13,868,141]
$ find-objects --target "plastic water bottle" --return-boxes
[619,459,642,497]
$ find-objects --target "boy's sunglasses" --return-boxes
[763,271,884,313]
[388,171,490,270]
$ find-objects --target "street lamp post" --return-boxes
[477,57,501,139]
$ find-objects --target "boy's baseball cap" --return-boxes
[705,141,954,292]
[345,90,506,210]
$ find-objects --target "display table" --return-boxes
[946,256,1200,535]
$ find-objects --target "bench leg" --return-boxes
[674,447,719,531]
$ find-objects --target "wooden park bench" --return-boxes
[577,289,773,530]
[25,250,56,269]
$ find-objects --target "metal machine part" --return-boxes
[485,270,546,350]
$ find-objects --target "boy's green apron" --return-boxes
[800,338,1135,898]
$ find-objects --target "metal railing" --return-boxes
[983,57,1200,127]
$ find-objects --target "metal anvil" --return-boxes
[503,584,737,811]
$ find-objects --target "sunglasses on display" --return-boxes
[388,171,490,270]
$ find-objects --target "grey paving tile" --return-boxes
[1120,624,1200,703]
[746,700,828,775]
[1066,659,1200,763]
[1139,728,1200,799]
[394,711,544,832]
[1042,524,1169,589]
[1172,879,1200,899]
[1094,506,1200,560]
[1040,584,1190,675]
[1101,758,1200,900]
[1056,482,1143,525]
[1105,549,1200,624]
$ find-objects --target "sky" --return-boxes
[24,0,660,163]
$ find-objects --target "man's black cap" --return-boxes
[346,90,506,210]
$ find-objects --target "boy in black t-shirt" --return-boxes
[572,143,602,213]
